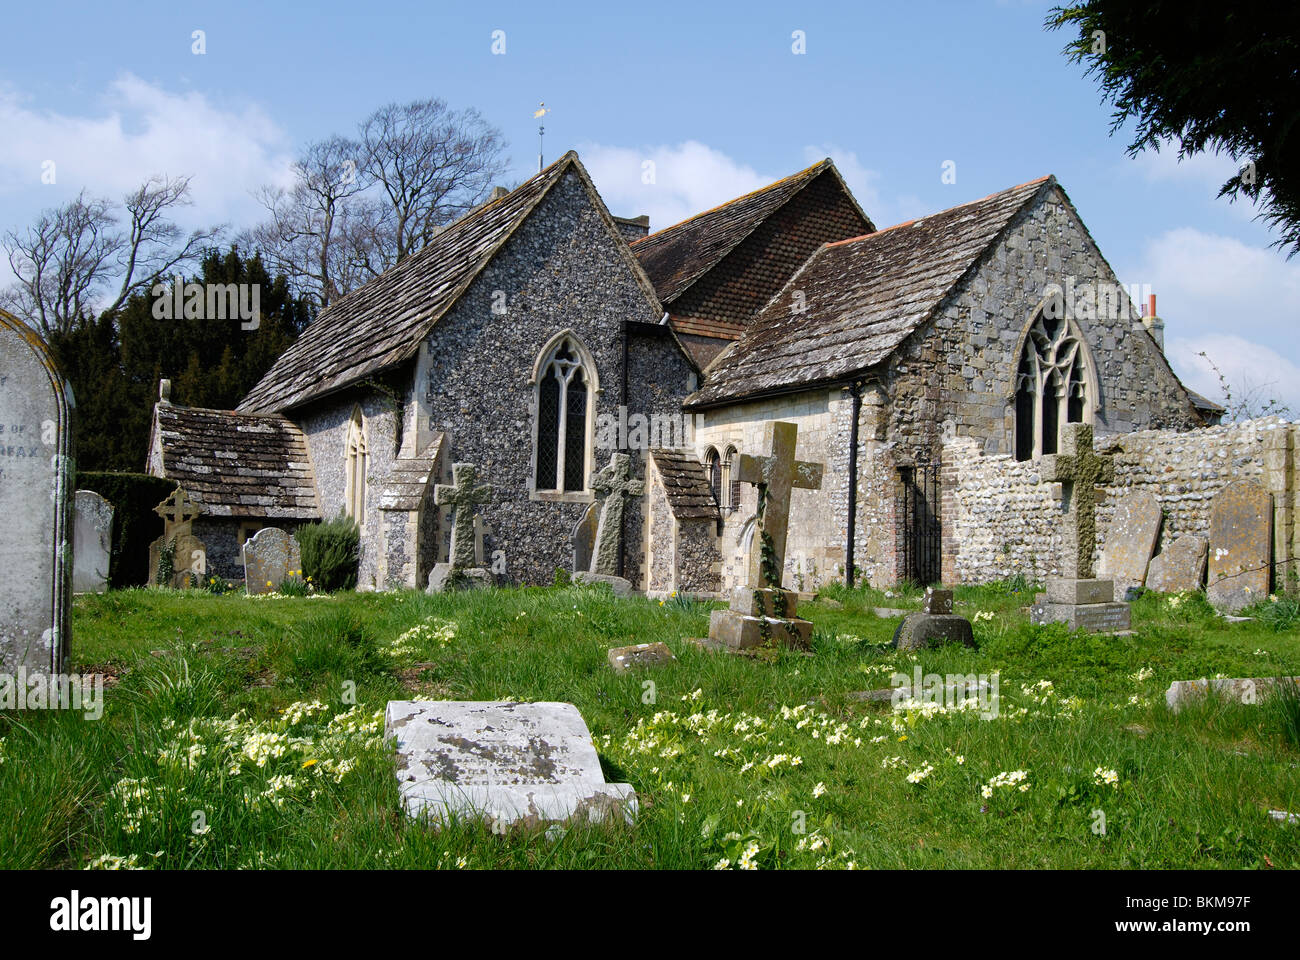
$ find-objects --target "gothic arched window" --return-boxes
[533,334,595,493]
[723,445,739,511]
[705,447,722,505]
[1014,313,1092,461]
[345,406,368,521]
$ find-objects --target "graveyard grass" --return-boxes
[3,582,1300,870]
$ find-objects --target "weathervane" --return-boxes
[534,102,550,173]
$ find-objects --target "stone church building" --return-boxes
[147,149,1216,592]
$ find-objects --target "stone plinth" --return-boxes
[426,564,493,593]
[709,608,813,650]
[1032,578,1130,632]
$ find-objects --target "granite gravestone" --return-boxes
[385,700,637,829]
[242,527,302,595]
[0,309,75,676]
[1206,480,1272,612]
[1146,534,1208,594]
[1098,489,1162,595]
[72,490,113,593]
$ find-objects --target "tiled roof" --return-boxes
[377,434,445,512]
[631,162,832,302]
[151,403,320,519]
[686,177,1053,408]
[650,449,720,522]
[239,153,587,414]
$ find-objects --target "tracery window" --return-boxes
[345,406,368,520]
[1014,313,1091,461]
[534,335,593,493]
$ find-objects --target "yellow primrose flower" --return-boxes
[301,758,318,769]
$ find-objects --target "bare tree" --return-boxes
[242,136,382,309]
[1,176,221,335]
[242,98,508,309]
[357,98,507,266]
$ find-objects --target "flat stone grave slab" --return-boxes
[385,700,636,830]
[607,641,676,673]
[873,607,913,619]
[1165,676,1300,713]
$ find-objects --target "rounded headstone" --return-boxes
[0,309,74,675]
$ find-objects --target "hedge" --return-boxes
[76,472,178,588]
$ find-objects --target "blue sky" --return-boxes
[2,0,1297,411]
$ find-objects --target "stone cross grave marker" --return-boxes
[243,527,302,595]
[73,490,114,593]
[385,700,637,829]
[589,452,644,577]
[154,486,201,535]
[148,487,206,588]
[0,309,74,676]
[435,463,491,570]
[736,421,824,588]
[1041,423,1113,580]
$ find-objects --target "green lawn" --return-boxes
[2,581,1298,869]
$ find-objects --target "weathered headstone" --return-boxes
[427,462,493,592]
[1146,534,1208,594]
[1031,424,1131,632]
[607,641,676,674]
[0,309,74,676]
[571,502,598,574]
[1098,490,1162,594]
[708,422,824,651]
[573,452,643,593]
[72,490,113,593]
[1206,480,1272,612]
[147,487,206,588]
[242,527,302,595]
[385,700,637,829]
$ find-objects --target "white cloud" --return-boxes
[1166,334,1300,417]
[579,139,921,238]
[579,140,773,234]
[1122,226,1300,416]
[1122,227,1300,344]
[0,74,296,278]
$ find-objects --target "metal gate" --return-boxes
[900,461,942,586]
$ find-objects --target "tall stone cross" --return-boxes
[435,463,492,569]
[1041,423,1114,580]
[737,421,824,589]
[154,487,200,537]
[589,452,644,576]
